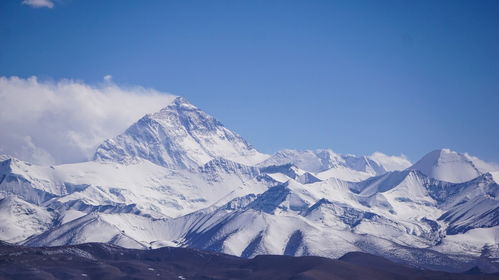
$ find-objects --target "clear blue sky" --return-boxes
[1,0,498,162]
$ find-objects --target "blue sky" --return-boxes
[1,0,499,162]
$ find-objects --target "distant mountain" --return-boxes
[258,149,410,182]
[409,148,499,183]
[0,96,498,274]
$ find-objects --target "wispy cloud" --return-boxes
[103,75,113,82]
[0,76,176,164]
[370,152,412,171]
[22,0,55,9]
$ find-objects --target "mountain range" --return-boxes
[0,96,498,273]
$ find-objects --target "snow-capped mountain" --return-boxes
[409,148,499,183]
[258,149,412,182]
[0,97,498,273]
[94,96,268,169]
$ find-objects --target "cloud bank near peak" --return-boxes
[0,76,176,165]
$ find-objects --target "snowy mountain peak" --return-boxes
[258,149,413,182]
[93,96,268,169]
[258,149,338,173]
[258,149,382,174]
[172,96,194,107]
[0,155,11,162]
[409,149,499,183]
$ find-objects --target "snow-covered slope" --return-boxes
[0,96,498,273]
[409,149,499,183]
[0,157,65,204]
[259,149,411,182]
[0,156,272,219]
[437,173,499,234]
[259,163,321,184]
[0,196,55,243]
[94,97,268,169]
[18,166,498,272]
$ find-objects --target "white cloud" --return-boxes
[0,76,176,164]
[103,75,113,82]
[370,152,412,171]
[22,0,55,8]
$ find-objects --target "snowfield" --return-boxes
[0,97,498,273]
